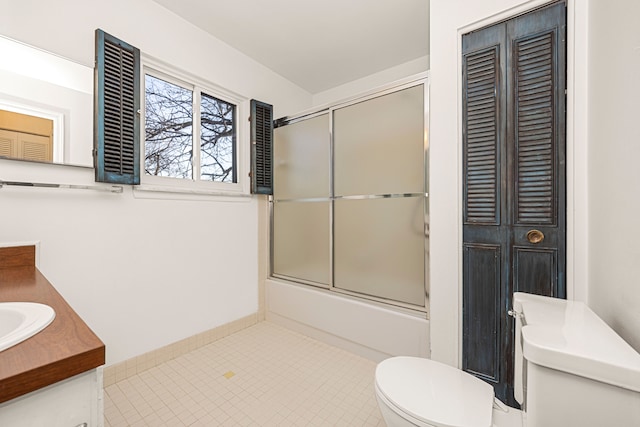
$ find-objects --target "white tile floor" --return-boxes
[104,321,385,426]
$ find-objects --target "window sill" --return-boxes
[133,184,252,202]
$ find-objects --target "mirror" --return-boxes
[0,35,93,167]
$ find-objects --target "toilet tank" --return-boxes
[513,292,640,427]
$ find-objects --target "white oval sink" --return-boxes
[0,302,55,352]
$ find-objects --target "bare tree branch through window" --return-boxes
[201,93,235,182]
[144,74,236,183]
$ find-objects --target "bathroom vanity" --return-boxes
[0,245,105,427]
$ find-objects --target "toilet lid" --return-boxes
[375,357,494,427]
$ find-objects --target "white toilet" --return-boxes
[375,292,640,427]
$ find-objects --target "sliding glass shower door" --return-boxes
[272,82,428,309]
[272,113,331,286]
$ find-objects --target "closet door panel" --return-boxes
[462,1,566,407]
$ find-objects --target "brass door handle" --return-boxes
[526,229,544,244]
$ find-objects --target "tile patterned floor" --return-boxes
[104,321,385,426]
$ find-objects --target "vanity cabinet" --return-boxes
[0,245,105,427]
[0,369,103,427]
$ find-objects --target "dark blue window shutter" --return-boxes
[94,29,140,184]
[250,99,273,195]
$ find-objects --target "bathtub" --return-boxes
[265,278,430,361]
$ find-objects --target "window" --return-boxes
[94,30,254,193]
[144,71,237,185]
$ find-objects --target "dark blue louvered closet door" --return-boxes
[462,1,566,407]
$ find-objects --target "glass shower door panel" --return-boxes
[273,201,330,286]
[333,85,424,197]
[273,114,330,200]
[334,196,426,306]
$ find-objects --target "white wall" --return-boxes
[429,0,592,366]
[311,55,429,107]
[0,0,311,365]
[586,0,640,351]
[0,0,310,118]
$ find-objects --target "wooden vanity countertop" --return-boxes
[0,245,105,404]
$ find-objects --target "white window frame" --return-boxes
[139,55,250,196]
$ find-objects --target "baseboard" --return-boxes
[103,313,258,386]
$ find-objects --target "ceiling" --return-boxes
[151,0,429,94]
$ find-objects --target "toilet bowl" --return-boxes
[375,292,640,427]
[375,356,495,427]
